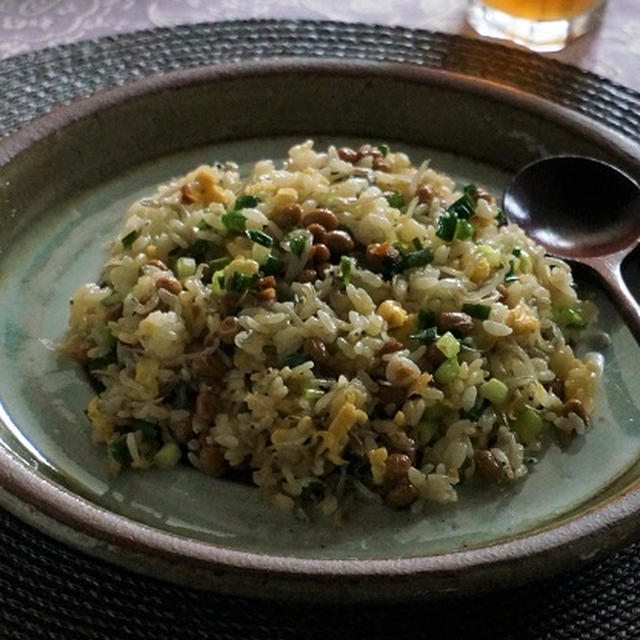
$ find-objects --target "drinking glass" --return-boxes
[467,0,607,51]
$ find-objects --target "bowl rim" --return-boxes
[1,57,640,599]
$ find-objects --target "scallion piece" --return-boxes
[405,247,434,269]
[436,332,460,359]
[107,434,131,465]
[209,256,231,271]
[512,247,522,257]
[454,218,475,240]
[409,326,438,343]
[386,192,405,208]
[436,213,457,241]
[462,303,491,320]
[235,194,261,209]
[121,230,138,248]
[153,441,182,469]
[556,306,586,328]
[225,271,257,293]
[132,419,159,438]
[378,143,390,157]
[340,255,353,285]
[512,407,544,445]
[260,254,285,276]
[447,191,476,219]
[283,352,311,368]
[463,184,478,198]
[289,234,307,258]
[496,206,507,226]
[415,419,440,446]
[247,229,273,248]
[434,358,461,385]
[303,388,325,401]
[177,256,196,279]
[99,326,117,350]
[221,209,246,232]
[504,259,519,282]
[418,309,437,329]
[479,378,508,406]
[197,218,212,230]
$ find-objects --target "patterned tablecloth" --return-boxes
[0,0,639,92]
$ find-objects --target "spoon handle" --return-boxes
[584,253,640,344]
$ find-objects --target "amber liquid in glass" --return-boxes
[481,0,600,20]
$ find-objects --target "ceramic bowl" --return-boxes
[1,59,640,601]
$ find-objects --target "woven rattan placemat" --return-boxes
[1,21,639,639]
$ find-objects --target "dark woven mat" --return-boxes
[1,20,640,639]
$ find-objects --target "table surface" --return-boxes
[0,0,639,93]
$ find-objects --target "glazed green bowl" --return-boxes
[1,59,640,601]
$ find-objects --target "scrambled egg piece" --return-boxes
[318,402,368,465]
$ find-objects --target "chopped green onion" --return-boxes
[412,238,423,251]
[289,234,307,258]
[447,191,476,219]
[107,434,131,465]
[434,358,461,385]
[132,419,159,438]
[378,143,390,157]
[87,352,117,372]
[436,331,460,359]
[225,271,257,293]
[454,218,475,240]
[177,256,196,279]
[209,256,232,272]
[283,352,311,368]
[405,247,434,269]
[479,378,509,406]
[99,326,116,350]
[121,230,138,248]
[462,303,491,320]
[418,309,437,330]
[478,244,502,267]
[100,291,120,307]
[512,248,522,257]
[461,399,488,421]
[463,184,478,198]
[303,388,325,401]
[153,441,182,469]
[301,481,326,505]
[518,251,532,273]
[504,259,519,283]
[247,229,273,248]
[436,213,457,242]
[221,209,246,232]
[409,326,438,343]
[415,419,440,446]
[512,407,544,445]
[235,194,261,209]
[496,206,507,226]
[386,191,405,208]
[556,306,586,328]
[189,239,210,263]
[260,254,285,276]
[197,218,212,230]
[340,255,353,285]
[348,456,371,480]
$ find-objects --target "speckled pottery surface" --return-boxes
[1,22,640,606]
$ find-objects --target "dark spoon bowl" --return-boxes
[503,156,640,342]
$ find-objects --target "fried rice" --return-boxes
[61,140,602,517]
